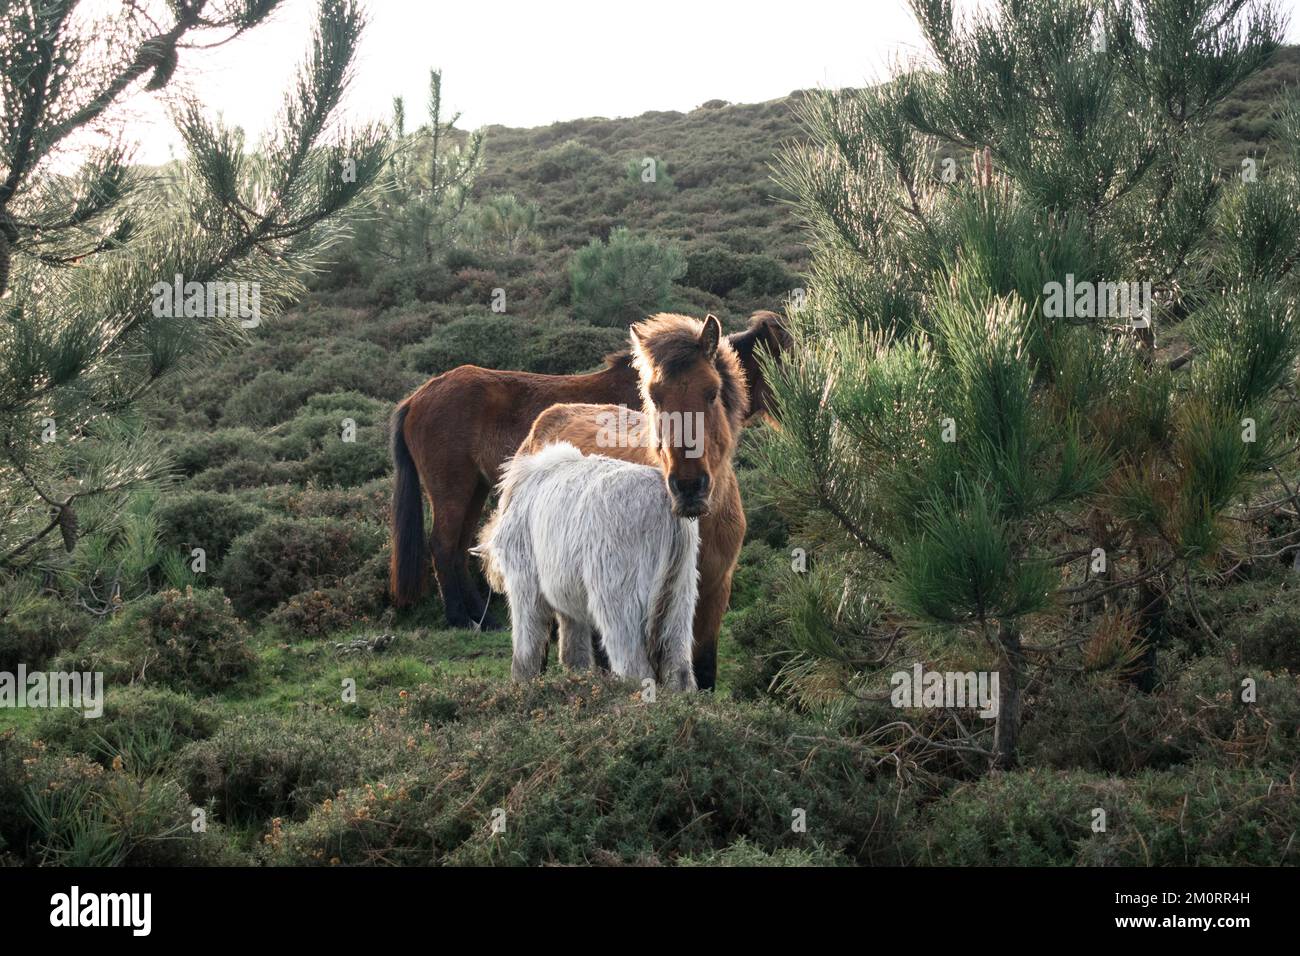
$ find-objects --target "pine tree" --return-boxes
[0,0,387,571]
[763,0,1298,768]
[361,68,483,264]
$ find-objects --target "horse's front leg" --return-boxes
[690,572,732,691]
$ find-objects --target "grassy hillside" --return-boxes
[2,49,1299,867]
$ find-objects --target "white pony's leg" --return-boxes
[596,605,655,683]
[508,583,552,682]
[557,614,594,672]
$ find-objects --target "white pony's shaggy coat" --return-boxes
[478,442,700,690]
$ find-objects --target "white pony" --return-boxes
[476,442,699,691]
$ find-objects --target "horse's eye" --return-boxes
[705,389,718,404]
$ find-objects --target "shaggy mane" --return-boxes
[629,313,748,424]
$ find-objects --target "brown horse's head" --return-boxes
[727,310,792,424]
[630,313,748,519]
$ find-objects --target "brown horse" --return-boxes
[390,310,789,628]
[516,313,749,690]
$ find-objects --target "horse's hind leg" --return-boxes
[591,630,611,671]
[509,587,552,682]
[455,476,497,629]
[425,469,482,629]
[557,615,593,672]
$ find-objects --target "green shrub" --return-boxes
[155,490,265,566]
[168,427,271,476]
[368,261,455,307]
[302,391,388,420]
[64,588,254,695]
[253,479,389,522]
[178,716,373,825]
[0,730,240,865]
[402,312,531,373]
[569,227,685,327]
[301,435,389,488]
[0,583,89,671]
[685,245,749,295]
[724,542,795,700]
[189,457,302,492]
[266,587,367,638]
[35,686,222,775]
[266,673,913,865]
[923,765,1300,866]
[218,517,384,617]
[296,341,409,401]
[1020,656,1300,773]
[677,838,850,866]
[684,245,796,299]
[531,139,608,183]
[222,370,311,426]
[522,323,629,374]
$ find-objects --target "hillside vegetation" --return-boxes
[3,41,1300,867]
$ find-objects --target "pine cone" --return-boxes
[139,37,178,91]
[57,502,78,553]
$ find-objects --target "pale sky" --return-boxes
[109,0,941,163]
[83,0,1300,164]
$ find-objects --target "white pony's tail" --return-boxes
[474,441,585,594]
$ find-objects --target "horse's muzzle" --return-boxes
[671,495,709,519]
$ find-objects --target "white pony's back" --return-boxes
[479,442,699,689]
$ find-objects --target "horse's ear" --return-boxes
[700,314,721,358]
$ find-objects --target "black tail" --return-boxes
[389,403,427,606]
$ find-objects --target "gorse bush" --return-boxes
[265,673,915,866]
[64,588,254,695]
[178,716,377,826]
[35,686,223,776]
[0,731,237,866]
[155,491,265,569]
[0,582,89,672]
[922,765,1299,866]
[218,517,384,617]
